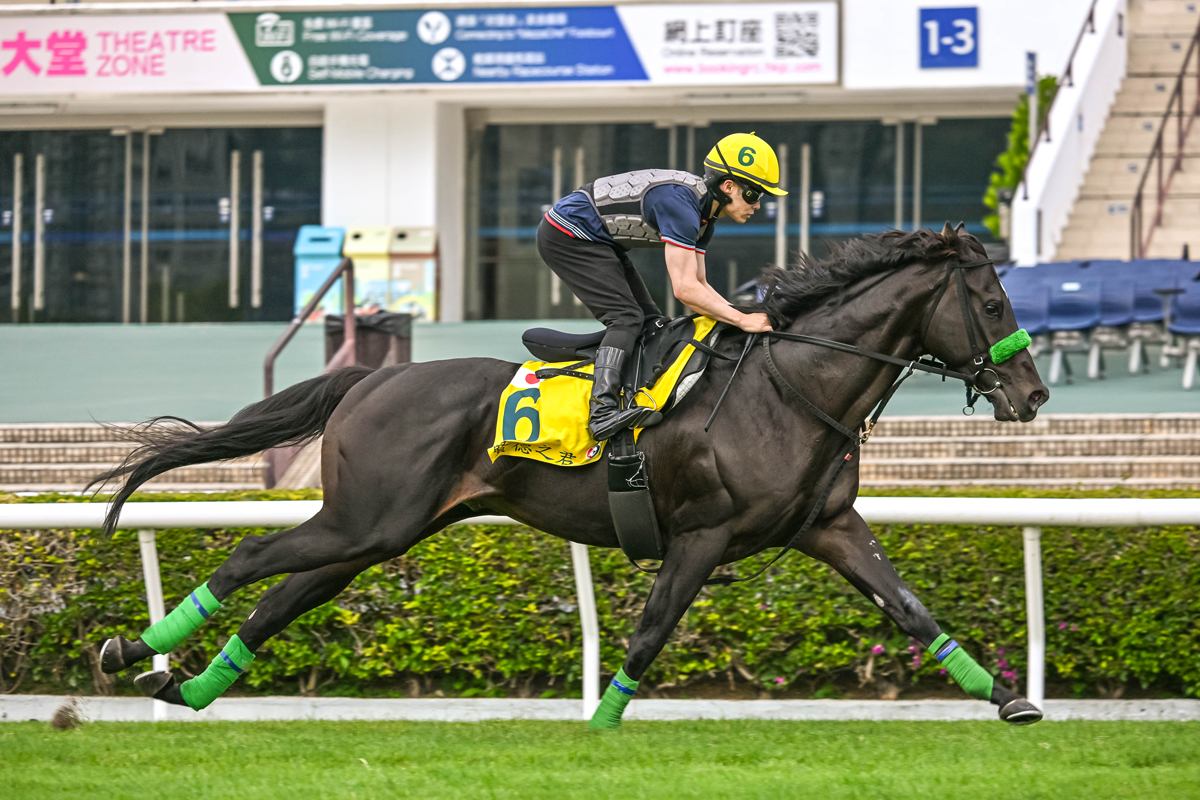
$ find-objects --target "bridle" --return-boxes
[687,254,1031,586]
[917,256,1025,413]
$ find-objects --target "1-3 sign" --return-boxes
[919,7,978,69]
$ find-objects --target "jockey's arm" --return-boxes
[664,243,772,333]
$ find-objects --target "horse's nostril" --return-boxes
[1028,389,1049,409]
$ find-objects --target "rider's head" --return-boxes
[703,132,787,223]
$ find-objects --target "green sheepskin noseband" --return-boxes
[989,329,1031,364]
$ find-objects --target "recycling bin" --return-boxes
[293,225,345,320]
[325,312,412,369]
[389,226,439,321]
[342,226,393,313]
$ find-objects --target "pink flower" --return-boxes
[871,644,885,655]
[774,677,785,685]
[1058,623,1068,630]
[997,659,1009,669]
[1001,670,1018,681]
[997,648,1005,656]
[1070,624,1078,631]
[938,669,948,675]
[908,645,918,654]
[759,604,768,610]
[911,656,922,668]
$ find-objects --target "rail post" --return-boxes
[137,529,170,722]
[569,542,600,720]
[1022,526,1046,712]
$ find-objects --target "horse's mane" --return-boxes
[751,223,987,327]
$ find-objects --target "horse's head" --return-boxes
[920,223,1049,422]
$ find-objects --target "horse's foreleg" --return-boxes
[589,527,732,730]
[800,509,1041,725]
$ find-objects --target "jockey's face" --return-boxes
[720,179,760,223]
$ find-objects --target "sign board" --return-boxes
[918,6,978,69]
[0,3,838,94]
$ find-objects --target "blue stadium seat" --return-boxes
[1170,277,1200,336]
[1131,262,1179,323]
[1006,285,1049,335]
[1099,280,1135,327]
[1048,280,1101,331]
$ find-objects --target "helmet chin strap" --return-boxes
[706,144,737,208]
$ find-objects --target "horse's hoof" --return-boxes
[133,670,187,707]
[99,636,152,674]
[999,698,1043,726]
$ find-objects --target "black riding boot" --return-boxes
[589,346,660,441]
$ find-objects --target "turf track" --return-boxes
[3,720,1198,799]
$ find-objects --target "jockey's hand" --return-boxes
[737,312,774,333]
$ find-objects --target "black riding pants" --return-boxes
[536,216,662,356]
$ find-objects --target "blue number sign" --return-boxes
[919,7,978,69]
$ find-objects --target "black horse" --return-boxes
[96,224,1048,725]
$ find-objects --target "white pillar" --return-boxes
[1022,526,1045,712]
[137,529,170,722]
[570,542,600,720]
[322,97,466,321]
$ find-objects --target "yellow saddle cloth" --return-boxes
[490,317,719,466]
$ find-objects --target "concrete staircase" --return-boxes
[0,424,264,494]
[4,415,1197,494]
[859,413,1200,488]
[1057,0,1200,260]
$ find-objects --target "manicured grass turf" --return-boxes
[3,720,1198,799]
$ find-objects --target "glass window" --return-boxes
[466,117,1009,320]
[0,127,321,323]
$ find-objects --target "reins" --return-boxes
[633,255,1032,586]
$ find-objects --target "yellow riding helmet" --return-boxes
[703,132,788,196]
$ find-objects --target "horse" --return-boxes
[94,223,1049,726]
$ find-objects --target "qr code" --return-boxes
[775,12,819,58]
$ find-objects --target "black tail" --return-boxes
[89,366,375,536]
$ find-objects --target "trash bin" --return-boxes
[389,226,438,321]
[342,227,393,314]
[325,312,412,369]
[293,225,345,320]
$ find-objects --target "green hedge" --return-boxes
[1,490,1197,699]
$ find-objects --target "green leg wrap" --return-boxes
[179,634,255,712]
[589,668,639,730]
[929,633,994,702]
[141,582,222,654]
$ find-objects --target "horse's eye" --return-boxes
[985,301,1002,318]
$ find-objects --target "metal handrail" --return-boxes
[1019,0,1101,200]
[1130,17,1200,259]
[262,256,356,487]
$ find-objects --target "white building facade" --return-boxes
[0,0,1095,323]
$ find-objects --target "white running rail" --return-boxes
[3,497,1197,718]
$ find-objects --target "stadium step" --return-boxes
[0,423,263,493]
[857,414,1200,488]
[3,415,1198,493]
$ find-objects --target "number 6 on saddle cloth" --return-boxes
[491,315,726,560]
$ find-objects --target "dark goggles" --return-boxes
[737,182,764,205]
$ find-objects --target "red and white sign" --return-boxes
[0,14,256,95]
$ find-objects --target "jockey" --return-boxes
[538,132,783,441]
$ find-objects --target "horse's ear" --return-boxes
[954,221,967,234]
[940,221,955,241]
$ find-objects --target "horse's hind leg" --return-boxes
[138,558,373,709]
[100,513,362,675]
[800,509,1041,725]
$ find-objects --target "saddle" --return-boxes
[519,315,726,563]
[523,315,718,401]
